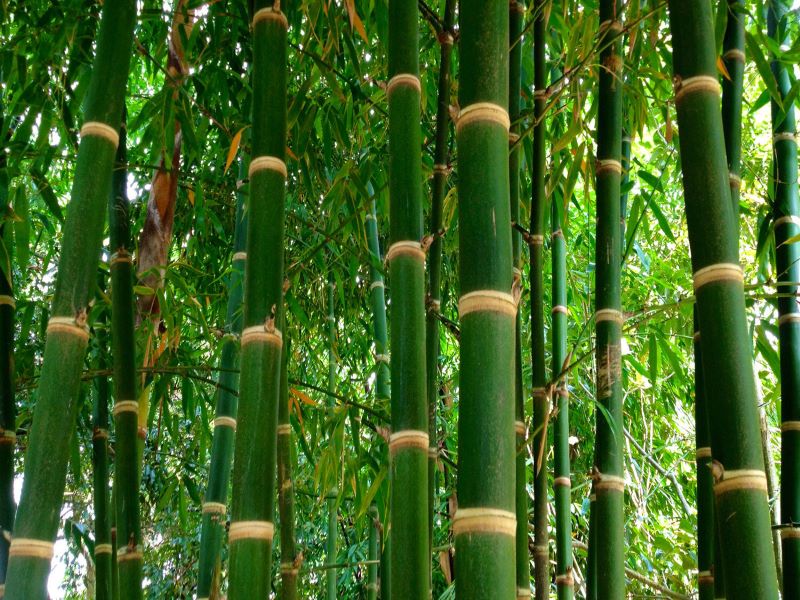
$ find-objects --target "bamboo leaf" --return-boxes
[745,32,783,108]
[224,127,245,175]
[13,186,29,269]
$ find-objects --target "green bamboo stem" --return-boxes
[590,1,625,596]
[93,297,112,600]
[0,236,15,590]
[325,277,338,600]
[367,505,379,600]
[196,161,247,599]
[552,199,573,599]
[620,132,631,243]
[227,3,287,597]
[387,0,429,596]
[3,2,136,597]
[278,336,299,600]
[531,2,550,597]
[667,0,780,596]
[455,0,515,597]
[108,119,143,600]
[769,0,800,596]
[426,0,456,567]
[721,0,745,219]
[365,199,390,599]
[509,1,529,596]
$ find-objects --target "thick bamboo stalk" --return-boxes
[509,1,529,596]
[455,0,515,597]
[0,238,15,590]
[3,2,136,597]
[93,298,112,600]
[667,0,780,596]
[387,0,429,595]
[278,336,299,600]
[108,117,143,600]
[769,0,800,596]
[531,2,550,597]
[552,198,573,600]
[426,0,456,564]
[325,278,338,600]
[196,162,247,599]
[590,1,625,596]
[227,2,287,597]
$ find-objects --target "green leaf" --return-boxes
[746,32,783,108]
[13,186,29,269]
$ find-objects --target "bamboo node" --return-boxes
[369,280,384,291]
[433,163,451,176]
[516,587,532,598]
[596,159,622,175]
[95,543,113,555]
[781,526,800,539]
[280,562,300,575]
[0,295,15,308]
[374,353,390,365]
[202,502,227,515]
[252,7,288,29]
[229,520,275,542]
[552,305,568,316]
[213,416,237,430]
[533,544,549,556]
[598,19,623,33]
[774,215,800,229]
[47,316,90,341]
[386,240,425,263]
[389,430,429,454]
[555,573,575,586]
[456,103,511,133]
[232,251,247,262]
[0,430,15,445]
[508,132,520,144]
[249,155,287,178]
[277,423,291,435]
[713,469,767,495]
[693,263,743,290]
[781,421,800,432]
[438,31,455,46]
[698,570,714,584]
[9,538,54,560]
[515,420,526,436]
[551,228,564,240]
[674,75,721,102]
[80,121,120,147]
[92,428,109,441]
[696,446,712,460]
[458,290,517,318]
[554,476,572,488]
[112,400,139,417]
[532,387,548,399]
[728,173,742,189]
[722,48,745,63]
[595,308,624,325]
[241,325,283,348]
[533,90,549,101]
[428,446,439,459]
[693,331,701,342]
[453,507,517,537]
[528,234,545,246]
[387,73,421,96]
[593,472,625,492]
[117,545,143,562]
[779,313,800,327]
[773,132,798,145]
[509,0,525,14]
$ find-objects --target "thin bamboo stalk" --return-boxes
[278,336,299,600]
[769,0,800,596]
[196,162,247,599]
[93,291,112,600]
[590,0,625,596]
[3,2,136,597]
[227,2,288,596]
[387,0,429,595]
[455,0,515,596]
[721,0,745,220]
[667,0,781,595]
[367,505,379,600]
[0,230,16,591]
[325,277,338,600]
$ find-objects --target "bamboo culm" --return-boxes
[3,2,136,597]
[456,0,515,597]
[667,0,780,595]
[387,0,429,595]
[196,160,247,599]
[769,0,800,596]
[721,0,745,219]
[590,2,625,597]
[325,277,338,600]
[278,335,300,599]
[0,235,15,590]
[226,2,287,597]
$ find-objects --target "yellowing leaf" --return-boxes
[224,127,245,175]
[717,56,731,81]
[286,146,298,161]
[290,387,317,406]
[187,188,195,206]
[345,0,368,43]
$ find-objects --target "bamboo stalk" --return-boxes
[387,0,429,595]
[721,0,745,220]
[3,2,136,597]
[196,161,247,599]
[227,2,288,596]
[93,290,112,600]
[769,0,800,596]
[366,505,379,600]
[590,0,625,596]
[0,230,16,591]
[325,278,338,600]
[667,0,780,595]
[278,336,299,600]
[455,0,515,596]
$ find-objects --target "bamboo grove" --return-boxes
[1,0,799,598]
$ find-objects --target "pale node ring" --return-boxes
[0,295,15,308]
[241,326,283,348]
[774,132,798,144]
[723,48,745,62]
[713,469,767,495]
[529,234,545,245]
[117,546,143,562]
[277,423,291,435]
[110,251,133,265]
[229,521,275,542]
[386,240,425,263]
[456,102,511,133]
[213,416,237,430]
[595,308,624,324]
[9,538,54,560]
[728,173,741,189]
[775,215,800,228]
[594,473,625,492]
[533,90,548,100]
[233,251,247,261]
[598,19,623,33]
[433,164,450,175]
[515,420,526,435]
[555,574,574,585]
[252,8,288,29]
[596,159,622,175]
[552,305,568,315]
[375,353,390,364]
[554,476,571,488]
[692,263,743,290]
[779,313,800,327]
[781,421,800,432]
[93,428,109,440]
[113,400,139,416]
[516,588,532,598]
[389,430,429,453]
[452,507,517,537]
[370,280,384,290]
[249,156,287,179]
[674,75,721,102]
[81,121,120,147]
[95,543,113,555]
[387,73,421,96]
[458,290,517,318]
[47,316,89,341]
[202,502,227,515]
[781,527,800,539]
[696,446,712,459]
